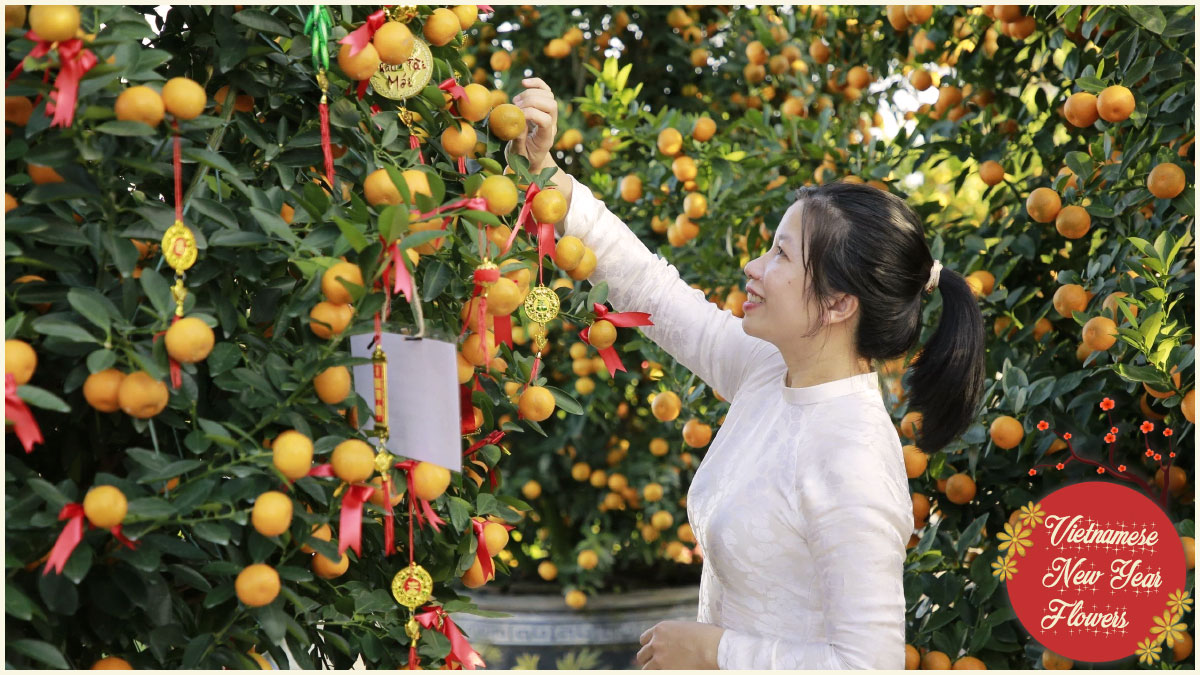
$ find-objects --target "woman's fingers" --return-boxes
[521,107,553,133]
[521,77,551,92]
[514,90,557,117]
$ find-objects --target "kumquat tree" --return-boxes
[3,3,1195,671]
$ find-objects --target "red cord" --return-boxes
[173,120,183,222]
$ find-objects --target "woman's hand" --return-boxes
[636,620,725,670]
[506,77,559,173]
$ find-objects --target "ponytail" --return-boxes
[905,269,987,454]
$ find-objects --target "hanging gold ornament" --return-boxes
[371,35,434,101]
[392,560,434,659]
[523,285,560,353]
[161,221,198,317]
[368,343,390,442]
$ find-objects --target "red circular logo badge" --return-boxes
[999,481,1190,665]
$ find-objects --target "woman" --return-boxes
[508,78,986,670]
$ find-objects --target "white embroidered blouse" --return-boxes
[560,175,912,670]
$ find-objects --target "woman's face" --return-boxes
[740,201,821,345]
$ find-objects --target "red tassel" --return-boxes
[5,373,43,453]
[457,155,467,175]
[459,384,477,435]
[409,134,425,164]
[168,315,182,389]
[408,643,419,669]
[356,78,369,100]
[319,100,335,187]
[173,121,184,221]
[382,476,395,556]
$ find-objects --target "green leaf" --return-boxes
[544,386,583,415]
[6,582,36,621]
[250,207,301,246]
[86,348,118,373]
[30,317,98,344]
[586,281,609,308]
[67,288,113,334]
[95,121,157,137]
[17,385,71,413]
[232,8,292,36]
[183,147,239,176]
[140,271,173,318]
[1128,5,1167,33]
[955,514,989,561]
[8,639,70,669]
[334,217,369,252]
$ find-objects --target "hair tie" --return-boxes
[924,259,942,294]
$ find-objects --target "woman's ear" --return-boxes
[825,293,860,326]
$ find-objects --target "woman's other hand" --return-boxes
[506,77,559,172]
[636,620,725,669]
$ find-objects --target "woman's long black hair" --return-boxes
[789,181,986,454]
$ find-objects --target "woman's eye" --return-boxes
[775,245,786,258]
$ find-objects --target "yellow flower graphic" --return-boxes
[991,552,1018,581]
[1018,501,1045,528]
[1167,588,1193,618]
[1135,637,1162,666]
[996,521,1032,557]
[1148,609,1186,648]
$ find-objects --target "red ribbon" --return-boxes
[438,77,468,106]
[459,384,478,435]
[5,373,43,453]
[464,428,506,490]
[413,196,488,223]
[380,238,414,303]
[469,519,495,581]
[415,606,486,669]
[340,8,388,57]
[43,504,85,575]
[43,503,136,576]
[510,184,558,266]
[457,155,467,175]
[338,484,376,557]
[356,78,370,100]
[517,358,542,420]
[493,315,513,349]
[44,38,96,128]
[110,525,138,550]
[307,463,336,478]
[579,303,654,377]
[7,30,54,83]
[478,5,494,13]
[319,100,335,187]
[394,460,445,532]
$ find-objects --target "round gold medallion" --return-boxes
[371,36,435,101]
[391,562,433,609]
[523,285,560,325]
[161,221,198,273]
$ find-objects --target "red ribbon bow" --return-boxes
[509,183,557,266]
[338,484,376,557]
[415,606,486,669]
[45,38,97,128]
[394,460,446,533]
[5,373,43,453]
[340,8,389,57]
[43,503,137,575]
[579,303,654,377]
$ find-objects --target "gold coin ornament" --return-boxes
[161,221,198,273]
[371,36,434,101]
[391,562,433,609]
[523,285,560,325]
[374,449,395,475]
